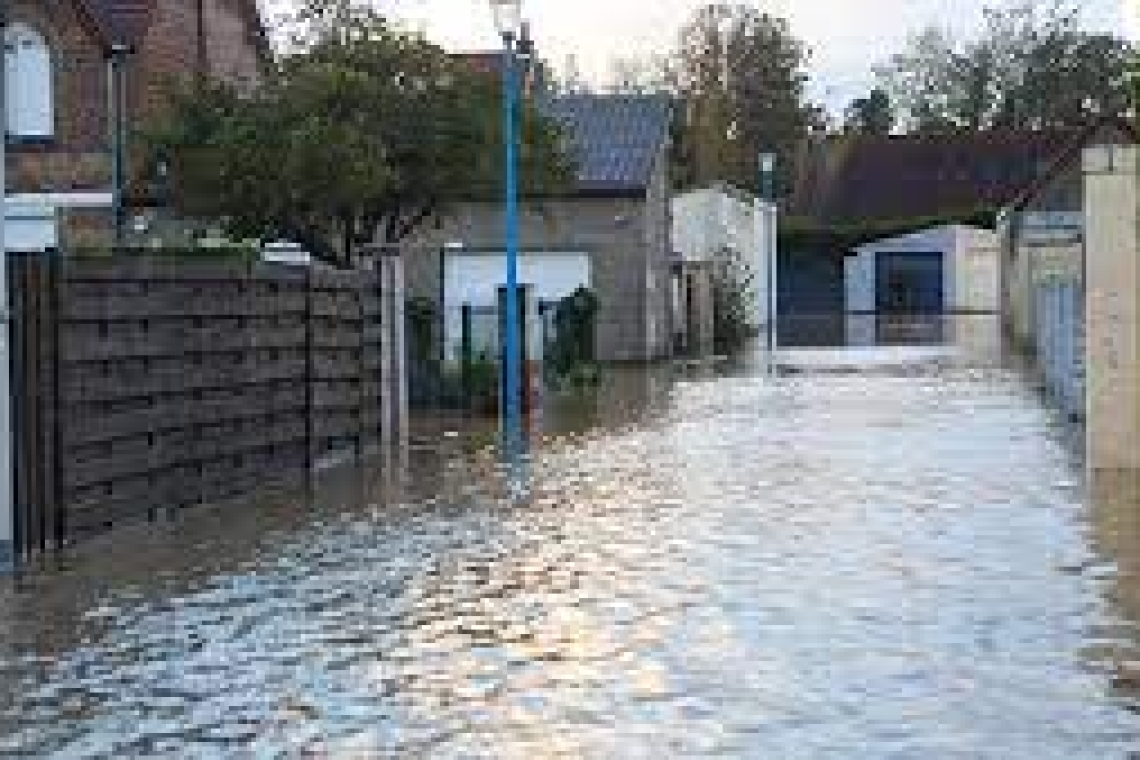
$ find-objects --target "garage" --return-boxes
[845,224,1001,346]
[876,250,944,314]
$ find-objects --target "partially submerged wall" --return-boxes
[1085,145,1140,471]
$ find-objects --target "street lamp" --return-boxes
[490,0,526,441]
[107,42,133,248]
[759,152,777,359]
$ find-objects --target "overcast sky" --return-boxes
[381,0,1134,111]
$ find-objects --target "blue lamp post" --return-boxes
[759,152,777,357]
[490,0,526,440]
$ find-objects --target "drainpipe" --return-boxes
[0,0,13,572]
[107,43,132,249]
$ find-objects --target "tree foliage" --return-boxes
[843,88,895,135]
[711,247,758,356]
[151,0,573,262]
[876,0,1134,132]
[665,3,823,195]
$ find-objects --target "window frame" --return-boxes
[5,21,55,141]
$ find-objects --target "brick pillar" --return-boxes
[1085,144,1140,472]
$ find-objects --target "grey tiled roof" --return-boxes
[543,94,672,194]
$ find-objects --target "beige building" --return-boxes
[1000,121,1138,425]
[406,94,674,364]
[1084,142,1140,471]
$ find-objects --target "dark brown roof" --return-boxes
[790,129,1076,226]
[1006,118,1140,212]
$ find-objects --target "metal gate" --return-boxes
[1034,280,1086,420]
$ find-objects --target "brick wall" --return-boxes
[8,0,110,194]
[7,0,263,245]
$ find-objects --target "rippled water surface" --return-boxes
[2,333,1140,758]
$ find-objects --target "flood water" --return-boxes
[2,316,1140,757]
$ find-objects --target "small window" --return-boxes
[5,23,53,138]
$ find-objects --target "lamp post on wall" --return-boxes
[759,152,777,358]
[107,42,132,248]
[489,0,529,443]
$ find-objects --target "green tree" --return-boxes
[843,88,895,134]
[668,3,822,195]
[877,0,1134,132]
[152,1,572,263]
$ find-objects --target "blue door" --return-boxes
[876,251,944,314]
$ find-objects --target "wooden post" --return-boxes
[304,266,315,490]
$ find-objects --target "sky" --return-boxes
[379,0,1134,111]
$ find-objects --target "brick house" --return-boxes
[5,0,265,251]
[406,93,675,363]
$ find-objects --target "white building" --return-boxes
[844,224,1001,350]
[845,224,1000,315]
[671,185,778,353]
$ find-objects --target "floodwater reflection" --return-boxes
[0,317,1137,757]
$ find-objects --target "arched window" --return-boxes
[5,23,53,138]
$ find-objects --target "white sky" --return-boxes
[383,0,1132,111]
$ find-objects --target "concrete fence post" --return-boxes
[1085,143,1140,473]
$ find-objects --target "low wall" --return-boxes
[6,254,406,561]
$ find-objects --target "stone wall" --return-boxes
[8,0,110,194]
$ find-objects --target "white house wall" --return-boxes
[443,251,591,362]
[951,226,1001,313]
[671,187,777,330]
[847,225,1000,316]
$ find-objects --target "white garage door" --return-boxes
[6,205,56,252]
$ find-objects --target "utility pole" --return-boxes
[0,0,15,572]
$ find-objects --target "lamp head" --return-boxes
[490,0,523,39]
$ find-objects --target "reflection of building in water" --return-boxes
[1087,470,1140,704]
[842,314,1004,361]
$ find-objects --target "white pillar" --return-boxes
[1085,144,1140,472]
[0,5,15,571]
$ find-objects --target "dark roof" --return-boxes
[542,94,672,194]
[790,129,1076,226]
[1006,118,1140,212]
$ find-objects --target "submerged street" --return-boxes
[1,322,1139,757]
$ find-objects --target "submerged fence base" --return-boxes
[5,253,407,564]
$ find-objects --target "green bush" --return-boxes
[547,288,600,390]
[712,249,759,356]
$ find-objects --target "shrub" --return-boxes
[712,248,759,356]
